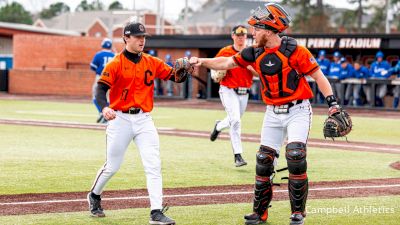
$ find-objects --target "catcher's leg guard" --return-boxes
[252,145,277,221]
[286,142,308,215]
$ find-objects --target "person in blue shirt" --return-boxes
[353,61,370,106]
[90,38,115,123]
[391,61,400,108]
[340,57,356,105]
[368,51,392,107]
[328,51,344,103]
[165,54,174,96]
[314,50,330,103]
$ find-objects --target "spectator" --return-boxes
[391,61,400,108]
[353,61,370,106]
[165,54,174,96]
[340,57,356,105]
[369,51,392,107]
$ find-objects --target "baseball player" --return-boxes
[391,61,400,108]
[209,25,254,167]
[87,22,190,225]
[367,51,392,107]
[188,3,341,225]
[353,61,370,106]
[90,38,115,123]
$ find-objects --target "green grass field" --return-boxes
[0,99,399,224]
[1,99,399,144]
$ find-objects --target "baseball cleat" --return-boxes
[244,212,266,224]
[210,120,221,141]
[87,192,105,217]
[149,209,176,225]
[289,212,305,225]
[235,154,247,167]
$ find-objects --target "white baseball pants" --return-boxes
[217,85,249,154]
[90,111,163,210]
[260,100,312,162]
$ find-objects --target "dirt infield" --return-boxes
[1,178,399,216]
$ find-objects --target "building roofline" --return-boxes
[0,21,80,36]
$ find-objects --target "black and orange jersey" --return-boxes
[233,36,319,105]
[98,51,173,112]
[216,45,253,88]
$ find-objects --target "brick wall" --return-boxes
[9,69,93,97]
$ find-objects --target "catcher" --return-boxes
[186,3,352,225]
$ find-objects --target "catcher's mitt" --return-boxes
[323,105,352,139]
[210,70,227,83]
[174,57,194,82]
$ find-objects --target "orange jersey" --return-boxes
[98,52,173,112]
[233,37,319,105]
[216,45,253,88]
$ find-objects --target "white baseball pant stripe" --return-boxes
[90,111,163,210]
[260,100,312,164]
[217,85,249,154]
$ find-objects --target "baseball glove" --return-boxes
[174,57,194,82]
[323,105,352,139]
[210,70,227,83]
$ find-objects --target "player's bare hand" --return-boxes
[189,57,202,67]
[102,107,116,121]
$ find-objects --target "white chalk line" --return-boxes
[1,119,399,153]
[1,184,399,206]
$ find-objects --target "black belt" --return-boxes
[273,100,303,114]
[233,87,250,95]
[122,107,141,114]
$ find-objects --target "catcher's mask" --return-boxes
[247,3,291,33]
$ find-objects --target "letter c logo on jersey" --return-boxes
[144,70,154,86]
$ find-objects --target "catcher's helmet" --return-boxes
[247,3,291,33]
[101,38,112,49]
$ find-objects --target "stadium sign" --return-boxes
[296,38,382,49]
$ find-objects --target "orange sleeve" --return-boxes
[154,56,174,80]
[232,53,252,68]
[98,59,117,87]
[215,46,232,57]
[290,46,319,75]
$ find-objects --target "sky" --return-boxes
[2,0,357,21]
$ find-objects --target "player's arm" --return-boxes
[310,69,333,98]
[190,56,238,70]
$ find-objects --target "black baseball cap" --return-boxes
[232,25,248,35]
[123,22,150,37]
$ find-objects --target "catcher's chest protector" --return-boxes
[255,36,300,100]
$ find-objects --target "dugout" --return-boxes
[146,33,400,108]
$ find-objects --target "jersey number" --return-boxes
[102,57,113,67]
[121,89,128,101]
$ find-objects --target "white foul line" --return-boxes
[1,184,399,206]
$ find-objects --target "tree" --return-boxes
[346,0,371,32]
[335,9,358,33]
[366,5,386,32]
[281,0,332,33]
[75,0,104,12]
[0,2,32,24]
[40,2,70,19]
[108,1,124,10]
